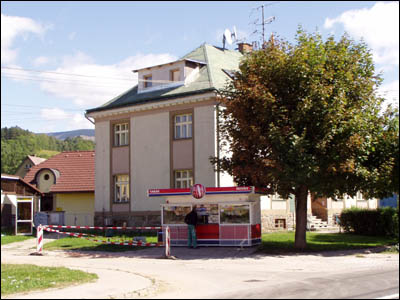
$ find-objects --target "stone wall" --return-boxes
[261,211,295,232]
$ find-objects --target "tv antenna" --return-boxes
[250,2,277,46]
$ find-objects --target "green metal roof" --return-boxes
[86,43,243,114]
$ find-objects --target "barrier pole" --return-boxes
[36,224,43,255]
[165,226,171,258]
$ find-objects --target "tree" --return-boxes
[215,28,399,250]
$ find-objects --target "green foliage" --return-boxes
[216,28,399,200]
[1,234,34,245]
[257,232,398,253]
[339,207,399,237]
[1,126,95,174]
[215,28,399,249]
[44,234,158,252]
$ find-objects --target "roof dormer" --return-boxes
[133,59,206,94]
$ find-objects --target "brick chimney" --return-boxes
[238,42,253,54]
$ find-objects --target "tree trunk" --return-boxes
[294,185,308,250]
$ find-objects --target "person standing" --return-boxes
[184,205,198,249]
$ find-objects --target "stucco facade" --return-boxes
[91,96,233,226]
[54,192,95,226]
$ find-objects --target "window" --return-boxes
[114,175,129,203]
[114,123,129,146]
[170,69,180,82]
[174,113,192,139]
[275,219,286,229]
[174,170,193,188]
[44,174,50,181]
[143,74,152,88]
[25,163,32,169]
[220,204,250,224]
[163,205,192,224]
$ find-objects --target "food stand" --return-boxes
[148,186,262,247]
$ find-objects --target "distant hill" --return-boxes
[45,129,95,141]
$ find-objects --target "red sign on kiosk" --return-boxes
[191,184,206,199]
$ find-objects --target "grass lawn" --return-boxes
[1,233,34,245]
[44,234,159,252]
[1,264,98,296]
[257,232,398,254]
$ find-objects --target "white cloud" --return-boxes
[324,2,399,69]
[40,108,70,120]
[39,108,94,130]
[1,14,48,64]
[35,51,177,108]
[378,79,399,111]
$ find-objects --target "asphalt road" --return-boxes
[2,237,399,299]
[209,267,399,299]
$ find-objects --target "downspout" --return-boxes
[216,103,221,187]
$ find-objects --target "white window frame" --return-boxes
[114,175,130,203]
[143,74,152,88]
[174,113,192,139]
[114,123,129,146]
[174,170,193,188]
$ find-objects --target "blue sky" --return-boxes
[1,1,398,133]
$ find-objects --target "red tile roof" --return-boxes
[24,151,95,193]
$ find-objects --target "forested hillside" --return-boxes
[1,126,95,174]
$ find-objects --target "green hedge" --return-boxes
[339,207,399,237]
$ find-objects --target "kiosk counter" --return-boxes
[148,186,262,247]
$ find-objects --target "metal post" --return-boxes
[36,224,43,255]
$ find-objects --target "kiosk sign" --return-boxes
[191,184,206,199]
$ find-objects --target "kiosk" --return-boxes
[148,186,262,247]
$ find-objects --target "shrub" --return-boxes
[339,207,398,237]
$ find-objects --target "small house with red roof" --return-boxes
[14,155,47,178]
[24,151,95,226]
[1,173,43,232]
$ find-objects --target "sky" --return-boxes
[1,1,399,133]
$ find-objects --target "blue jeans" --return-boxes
[187,224,197,248]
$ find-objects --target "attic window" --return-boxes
[143,74,152,88]
[44,174,50,181]
[170,69,180,82]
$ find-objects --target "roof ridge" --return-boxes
[203,44,214,89]
[58,150,95,153]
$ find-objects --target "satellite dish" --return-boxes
[232,26,238,41]
[224,29,232,45]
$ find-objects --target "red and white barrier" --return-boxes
[36,224,43,255]
[42,226,164,247]
[33,224,173,257]
[44,225,161,230]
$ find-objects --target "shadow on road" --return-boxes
[57,244,391,261]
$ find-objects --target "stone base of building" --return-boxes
[261,211,295,232]
[94,211,161,227]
